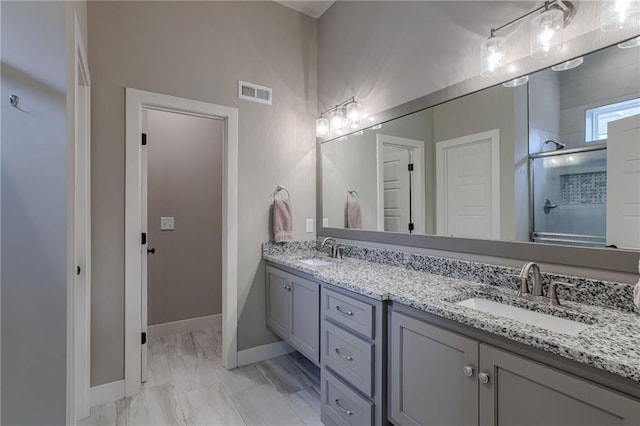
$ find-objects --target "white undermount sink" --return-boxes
[456,298,591,336]
[298,258,334,267]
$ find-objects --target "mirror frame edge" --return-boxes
[316,30,640,274]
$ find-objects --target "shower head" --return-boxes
[544,139,566,150]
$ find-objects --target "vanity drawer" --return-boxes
[323,288,375,338]
[323,369,374,426]
[324,320,374,397]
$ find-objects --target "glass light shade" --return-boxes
[480,36,506,77]
[618,36,640,48]
[316,117,329,138]
[600,0,640,32]
[329,108,346,135]
[530,8,564,58]
[346,102,360,127]
[551,57,584,71]
[502,75,529,87]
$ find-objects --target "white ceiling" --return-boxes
[275,0,336,19]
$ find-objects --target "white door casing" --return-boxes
[607,114,640,250]
[436,129,500,240]
[140,110,148,383]
[376,134,425,234]
[125,89,238,396]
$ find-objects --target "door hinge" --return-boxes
[141,232,147,245]
[408,163,414,172]
[142,133,147,146]
[141,332,147,345]
[408,223,414,232]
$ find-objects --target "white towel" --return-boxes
[273,199,293,243]
[634,260,640,310]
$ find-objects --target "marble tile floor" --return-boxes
[80,327,322,426]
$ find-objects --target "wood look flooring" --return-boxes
[81,327,322,426]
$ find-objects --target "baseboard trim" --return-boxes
[148,314,222,338]
[90,380,125,407]
[237,341,295,367]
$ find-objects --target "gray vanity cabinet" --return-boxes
[389,311,479,426]
[389,308,640,426]
[479,344,640,426]
[265,265,320,364]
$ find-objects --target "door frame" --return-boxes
[435,129,500,239]
[376,134,425,233]
[68,12,91,423]
[124,89,239,396]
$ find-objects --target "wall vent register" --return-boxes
[238,80,272,105]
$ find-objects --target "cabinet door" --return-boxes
[266,266,290,339]
[289,275,320,363]
[479,344,640,426]
[389,311,479,426]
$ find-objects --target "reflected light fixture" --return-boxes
[600,0,640,32]
[551,56,583,71]
[480,1,575,77]
[502,75,529,87]
[316,96,361,138]
[618,36,640,48]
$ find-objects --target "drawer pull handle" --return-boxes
[478,372,490,384]
[462,366,474,377]
[282,284,291,291]
[335,348,354,361]
[335,305,353,316]
[335,399,354,416]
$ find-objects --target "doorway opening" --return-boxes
[125,89,238,396]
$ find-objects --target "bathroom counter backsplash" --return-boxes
[263,241,640,382]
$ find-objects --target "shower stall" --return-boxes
[530,143,607,248]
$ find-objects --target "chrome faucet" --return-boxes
[322,237,340,258]
[519,262,543,297]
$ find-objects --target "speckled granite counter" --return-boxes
[263,241,640,383]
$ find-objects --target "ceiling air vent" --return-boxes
[238,80,272,105]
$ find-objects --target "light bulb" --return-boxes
[551,57,584,71]
[502,75,529,87]
[316,117,329,138]
[601,0,640,31]
[346,102,360,127]
[618,36,640,48]
[329,108,346,135]
[531,8,564,58]
[480,36,506,77]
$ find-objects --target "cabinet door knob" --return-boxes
[462,366,474,377]
[478,372,490,384]
[282,284,291,291]
[335,399,354,416]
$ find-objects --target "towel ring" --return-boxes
[348,189,359,199]
[274,186,290,201]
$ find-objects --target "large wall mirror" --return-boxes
[319,40,640,271]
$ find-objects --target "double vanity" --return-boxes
[264,240,640,426]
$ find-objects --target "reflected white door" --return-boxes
[376,134,424,234]
[436,129,500,239]
[607,114,640,249]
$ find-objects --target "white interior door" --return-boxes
[436,129,500,239]
[377,134,425,234]
[141,110,149,383]
[607,114,640,249]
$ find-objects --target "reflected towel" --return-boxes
[273,199,293,242]
[346,199,362,229]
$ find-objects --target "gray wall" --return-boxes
[88,1,317,386]
[146,110,224,326]
[1,0,87,423]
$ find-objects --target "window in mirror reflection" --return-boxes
[585,98,640,142]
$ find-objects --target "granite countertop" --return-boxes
[263,247,640,383]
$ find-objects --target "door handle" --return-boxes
[147,247,156,254]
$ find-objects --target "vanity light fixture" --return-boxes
[551,56,583,71]
[316,96,360,138]
[502,75,529,87]
[618,36,640,48]
[480,1,575,77]
[370,124,383,130]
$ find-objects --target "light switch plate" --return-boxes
[306,218,314,233]
[161,217,175,231]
